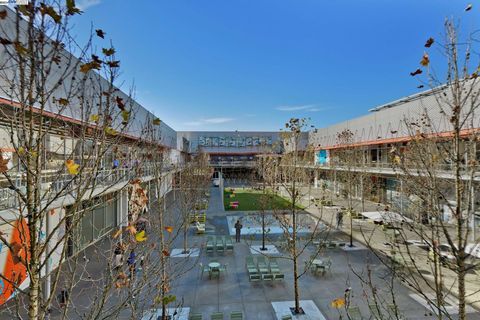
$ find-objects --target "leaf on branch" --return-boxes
[0,37,12,45]
[90,114,100,122]
[424,37,434,48]
[66,0,82,15]
[0,10,7,19]
[102,47,115,56]
[17,5,31,16]
[135,230,147,242]
[95,29,106,39]
[14,42,28,56]
[417,85,424,89]
[162,250,170,257]
[126,225,137,235]
[410,69,422,76]
[466,4,473,11]
[164,226,173,233]
[105,127,117,136]
[121,110,130,124]
[112,228,122,238]
[162,295,176,305]
[17,147,25,155]
[116,96,125,110]
[152,118,161,125]
[40,4,61,24]
[420,53,429,66]
[107,60,120,68]
[330,298,345,308]
[0,154,9,173]
[65,160,79,175]
[80,60,101,73]
[57,98,69,106]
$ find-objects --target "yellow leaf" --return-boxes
[102,47,116,56]
[126,225,136,235]
[66,0,82,15]
[65,160,79,175]
[57,98,69,106]
[17,147,25,155]
[420,53,429,67]
[152,118,161,125]
[121,110,130,123]
[112,228,122,239]
[330,298,345,309]
[105,127,117,136]
[90,114,100,122]
[80,60,101,73]
[164,226,173,233]
[135,230,147,242]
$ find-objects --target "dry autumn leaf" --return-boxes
[126,225,137,235]
[65,160,79,175]
[162,250,170,257]
[0,10,7,19]
[66,0,82,15]
[164,226,173,233]
[112,228,122,239]
[424,37,434,48]
[116,96,125,110]
[121,110,130,123]
[105,127,117,136]
[420,53,429,66]
[90,114,100,122]
[96,29,105,39]
[80,60,101,73]
[57,98,69,106]
[153,118,161,125]
[410,69,422,76]
[0,154,9,173]
[330,298,345,309]
[102,47,115,56]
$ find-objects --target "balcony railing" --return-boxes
[0,164,175,211]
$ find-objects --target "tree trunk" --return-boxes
[28,266,40,319]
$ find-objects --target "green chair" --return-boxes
[220,263,228,273]
[189,313,203,320]
[199,262,210,279]
[224,236,234,251]
[206,237,215,254]
[257,256,269,274]
[230,311,242,320]
[216,237,225,253]
[347,306,362,320]
[273,273,285,281]
[269,258,280,273]
[211,312,224,320]
[262,273,274,281]
[249,273,261,281]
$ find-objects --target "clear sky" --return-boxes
[72,0,478,131]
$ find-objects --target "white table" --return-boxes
[208,262,220,269]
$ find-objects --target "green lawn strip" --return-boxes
[223,188,303,211]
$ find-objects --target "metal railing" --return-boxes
[0,163,175,211]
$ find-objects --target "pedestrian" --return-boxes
[336,210,344,229]
[113,242,124,272]
[127,249,136,279]
[234,219,243,242]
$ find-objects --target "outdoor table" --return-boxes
[312,259,329,274]
[208,261,221,279]
[208,261,220,269]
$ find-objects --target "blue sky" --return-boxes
[72,0,478,131]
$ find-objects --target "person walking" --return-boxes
[336,210,344,229]
[127,249,136,279]
[234,219,243,242]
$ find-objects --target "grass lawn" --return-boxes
[224,188,303,211]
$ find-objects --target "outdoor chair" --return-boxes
[262,273,274,281]
[230,311,243,320]
[257,256,269,273]
[273,273,285,281]
[219,263,228,273]
[281,315,292,320]
[211,312,224,320]
[326,241,337,249]
[206,241,214,254]
[216,237,225,253]
[224,236,234,251]
[249,273,261,281]
[199,262,210,279]
[347,306,362,320]
[209,268,220,279]
[246,256,256,270]
[189,313,203,320]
